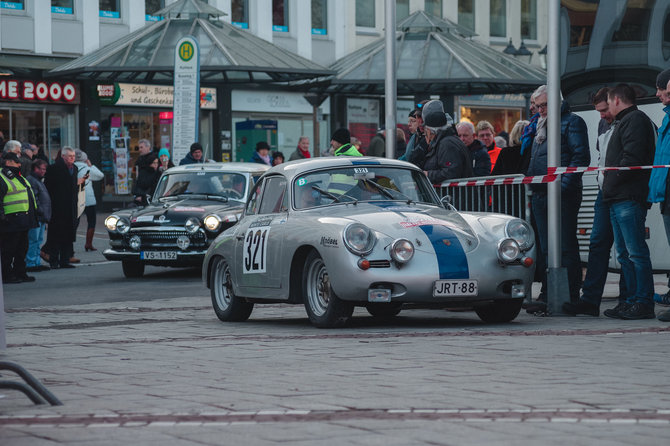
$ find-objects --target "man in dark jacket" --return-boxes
[367,127,385,157]
[525,85,590,314]
[456,121,492,176]
[601,83,657,320]
[25,159,51,272]
[400,106,428,164]
[0,152,38,283]
[179,142,206,165]
[44,146,82,269]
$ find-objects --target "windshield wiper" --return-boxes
[362,179,414,204]
[312,186,358,205]
[176,193,228,202]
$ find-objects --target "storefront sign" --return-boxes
[0,79,79,104]
[231,90,330,114]
[172,36,200,164]
[97,83,216,109]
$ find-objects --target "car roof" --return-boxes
[266,157,421,179]
[165,162,270,175]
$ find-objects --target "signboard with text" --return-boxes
[0,79,79,104]
[172,36,200,164]
[97,83,215,109]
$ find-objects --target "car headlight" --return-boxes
[505,219,533,251]
[497,238,520,264]
[105,215,119,231]
[343,223,376,256]
[129,235,141,250]
[390,239,414,264]
[203,214,222,232]
[185,217,200,234]
[116,217,131,234]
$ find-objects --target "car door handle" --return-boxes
[236,235,244,240]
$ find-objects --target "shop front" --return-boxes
[94,82,216,198]
[0,78,79,160]
[456,94,528,135]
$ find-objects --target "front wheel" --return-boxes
[210,257,253,322]
[303,251,353,328]
[122,260,145,278]
[475,299,523,323]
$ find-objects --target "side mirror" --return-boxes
[441,194,456,211]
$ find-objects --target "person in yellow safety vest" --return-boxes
[0,151,38,284]
[326,128,362,198]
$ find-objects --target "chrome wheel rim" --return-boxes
[306,257,330,317]
[213,259,232,311]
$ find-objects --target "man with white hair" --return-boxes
[456,121,491,176]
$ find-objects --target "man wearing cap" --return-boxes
[400,102,429,164]
[649,69,670,321]
[0,151,38,283]
[330,128,362,157]
[179,142,205,165]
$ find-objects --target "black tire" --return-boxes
[122,260,145,278]
[475,299,523,323]
[302,250,353,328]
[210,256,253,322]
[366,303,402,319]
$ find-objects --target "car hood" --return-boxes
[119,198,244,227]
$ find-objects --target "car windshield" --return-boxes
[154,172,247,201]
[293,166,440,209]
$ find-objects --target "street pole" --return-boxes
[546,0,569,315]
[384,0,396,158]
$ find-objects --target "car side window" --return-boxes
[246,180,265,216]
[258,176,288,214]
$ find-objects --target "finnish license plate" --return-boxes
[141,251,177,260]
[433,279,478,297]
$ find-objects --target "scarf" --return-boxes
[520,113,539,155]
[534,117,547,145]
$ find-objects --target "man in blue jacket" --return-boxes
[525,85,591,314]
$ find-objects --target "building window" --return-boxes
[52,0,73,14]
[273,0,288,32]
[145,0,164,21]
[521,0,537,40]
[564,0,596,47]
[425,0,442,18]
[612,0,652,42]
[312,0,327,35]
[99,0,120,19]
[458,0,474,32]
[231,0,249,29]
[397,0,409,21]
[0,0,23,10]
[356,0,375,27]
[490,0,506,37]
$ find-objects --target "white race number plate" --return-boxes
[433,279,478,297]
[141,251,177,260]
[243,227,270,274]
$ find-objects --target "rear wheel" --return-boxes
[122,260,144,278]
[210,257,253,322]
[475,299,523,323]
[303,251,353,328]
[366,303,402,319]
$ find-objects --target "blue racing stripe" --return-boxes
[419,225,469,279]
[350,160,381,165]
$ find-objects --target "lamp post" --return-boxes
[503,38,517,55]
[515,40,533,63]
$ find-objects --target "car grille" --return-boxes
[123,230,207,249]
[368,260,391,268]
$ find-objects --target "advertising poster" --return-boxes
[347,98,379,151]
[114,146,129,195]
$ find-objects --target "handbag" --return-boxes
[77,183,86,218]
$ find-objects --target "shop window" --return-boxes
[231,0,249,29]
[0,109,9,145]
[396,0,409,21]
[612,0,652,42]
[458,0,474,32]
[490,0,506,38]
[312,0,327,35]
[356,0,375,28]
[521,0,537,40]
[99,0,120,19]
[0,0,23,10]
[52,0,73,14]
[145,0,164,22]
[272,0,288,32]
[425,0,442,18]
[564,0,596,47]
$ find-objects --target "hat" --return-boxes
[331,128,351,145]
[2,152,20,163]
[190,142,203,154]
[657,69,670,89]
[421,100,444,121]
[158,148,170,159]
[75,149,88,162]
[424,110,447,129]
[256,141,270,151]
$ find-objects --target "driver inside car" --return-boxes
[295,182,321,208]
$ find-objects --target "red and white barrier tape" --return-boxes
[548,164,670,174]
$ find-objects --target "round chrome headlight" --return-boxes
[505,219,533,251]
[390,239,414,264]
[177,236,190,250]
[497,238,520,263]
[129,235,141,251]
[185,217,200,234]
[203,214,222,232]
[343,223,376,256]
[116,218,131,234]
[105,215,119,231]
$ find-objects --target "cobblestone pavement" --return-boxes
[2,274,670,446]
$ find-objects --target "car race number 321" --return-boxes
[243,227,270,273]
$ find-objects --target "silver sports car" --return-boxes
[202,157,536,328]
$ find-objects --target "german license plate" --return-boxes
[433,279,478,297]
[141,251,177,260]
